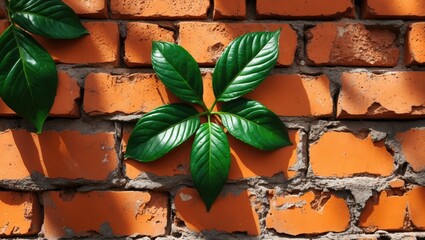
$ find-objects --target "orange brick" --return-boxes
[62,0,107,18]
[407,186,425,229]
[396,129,425,172]
[359,190,408,232]
[306,23,399,66]
[124,23,174,67]
[257,0,354,19]
[363,0,425,19]
[389,179,405,189]
[0,192,41,237]
[36,22,119,65]
[310,132,394,177]
[266,191,350,235]
[0,129,118,180]
[0,71,80,117]
[175,188,260,235]
[405,23,425,65]
[337,72,425,118]
[246,74,332,117]
[213,0,246,19]
[178,22,297,66]
[124,130,299,179]
[110,0,210,19]
[42,191,168,238]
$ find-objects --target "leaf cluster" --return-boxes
[0,0,88,133]
[126,30,292,211]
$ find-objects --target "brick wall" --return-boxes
[0,0,425,239]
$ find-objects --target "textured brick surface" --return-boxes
[306,23,399,66]
[213,0,246,19]
[396,129,425,172]
[42,191,168,238]
[179,22,297,66]
[310,131,394,177]
[62,0,107,18]
[405,23,425,65]
[337,72,425,118]
[363,0,425,19]
[110,0,210,19]
[257,0,354,19]
[266,191,350,235]
[0,192,41,237]
[175,188,260,235]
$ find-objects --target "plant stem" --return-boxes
[208,99,218,113]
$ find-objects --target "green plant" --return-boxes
[125,30,292,211]
[0,0,88,133]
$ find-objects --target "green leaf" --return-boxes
[213,30,280,102]
[219,98,291,151]
[125,103,200,162]
[152,41,204,106]
[8,0,89,39]
[191,122,230,211]
[0,26,57,133]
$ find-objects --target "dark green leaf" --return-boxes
[191,122,230,211]
[219,98,291,151]
[152,41,204,106]
[213,30,280,102]
[0,26,57,133]
[125,104,200,162]
[8,0,89,39]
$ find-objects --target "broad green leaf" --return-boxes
[213,30,280,102]
[219,98,291,151]
[8,0,89,39]
[191,122,230,211]
[125,104,200,162]
[0,26,57,133]
[152,41,204,106]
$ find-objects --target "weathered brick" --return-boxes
[396,128,425,172]
[0,129,118,180]
[407,186,425,229]
[257,0,354,19]
[405,23,425,65]
[36,22,119,65]
[110,0,210,19]
[0,71,80,117]
[124,23,174,67]
[306,23,399,66]
[310,131,394,177]
[213,0,246,19]
[337,72,425,118]
[363,0,425,19]
[246,74,332,117]
[389,179,405,189]
[42,191,168,238]
[179,22,297,66]
[62,0,107,18]
[266,191,350,235]
[124,130,300,179]
[175,188,260,235]
[0,192,41,237]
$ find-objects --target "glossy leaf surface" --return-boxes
[152,41,204,106]
[191,122,230,211]
[220,98,291,151]
[213,30,280,102]
[0,26,57,133]
[126,104,200,162]
[8,0,88,39]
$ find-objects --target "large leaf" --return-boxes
[0,26,57,133]
[219,98,291,151]
[152,41,204,106]
[8,0,88,39]
[213,30,280,102]
[125,103,200,162]
[191,122,230,211]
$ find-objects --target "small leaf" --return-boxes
[152,41,204,106]
[191,122,230,211]
[0,26,57,133]
[219,98,292,151]
[8,0,89,39]
[125,104,200,162]
[213,30,280,102]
